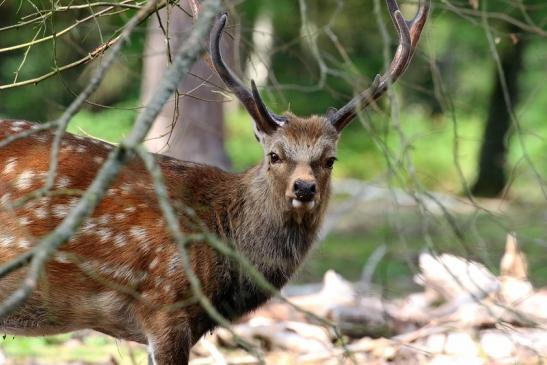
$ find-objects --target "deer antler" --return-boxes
[328,0,431,131]
[210,14,287,135]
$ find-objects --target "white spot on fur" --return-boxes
[3,157,17,174]
[52,204,69,219]
[81,219,97,233]
[129,226,147,241]
[97,227,113,242]
[97,214,111,226]
[56,176,71,189]
[18,216,31,226]
[154,277,163,288]
[124,206,136,213]
[31,134,47,143]
[81,260,145,282]
[113,234,127,247]
[12,121,28,127]
[15,170,35,190]
[18,238,31,249]
[75,145,87,153]
[34,206,48,220]
[149,257,159,270]
[0,193,12,207]
[93,156,104,164]
[114,212,127,221]
[54,252,72,264]
[130,226,150,252]
[0,233,15,247]
[120,183,133,195]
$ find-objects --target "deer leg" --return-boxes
[147,328,192,365]
[138,308,192,365]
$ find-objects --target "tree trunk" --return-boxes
[141,4,231,169]
[471,37,525,197]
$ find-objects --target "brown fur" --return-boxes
[0,115,339,364]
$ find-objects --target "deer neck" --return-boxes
[199,162,330,325]
[226,162,329,285]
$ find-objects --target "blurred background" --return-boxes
[0,0,546,363]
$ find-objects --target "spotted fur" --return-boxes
[0,116,340,364]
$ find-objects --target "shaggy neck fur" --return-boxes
[227,161,329,285]
[178,156,331,325]
[203,161,330,324]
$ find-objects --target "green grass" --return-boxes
[0,333,147,364]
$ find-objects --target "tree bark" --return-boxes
[141,4,231,169]
[471,37,525,197]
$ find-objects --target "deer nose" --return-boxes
[293,180,316,202]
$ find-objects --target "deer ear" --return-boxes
[252,124,267,144]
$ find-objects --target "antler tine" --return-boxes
[328,0,430,132]
[210,14,285,135]
[407,0,430,47]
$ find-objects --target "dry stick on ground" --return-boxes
[0,0,222,318]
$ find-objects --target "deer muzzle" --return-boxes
[290,179,317,210]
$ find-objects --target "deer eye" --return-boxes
[269,152,281,164]
[325,157,337,169]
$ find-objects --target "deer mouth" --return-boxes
[290,198,316,211]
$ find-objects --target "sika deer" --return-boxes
[0,1,429,364]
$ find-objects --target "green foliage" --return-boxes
[0,2,146,120]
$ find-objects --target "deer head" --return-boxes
[210,0,429,218]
